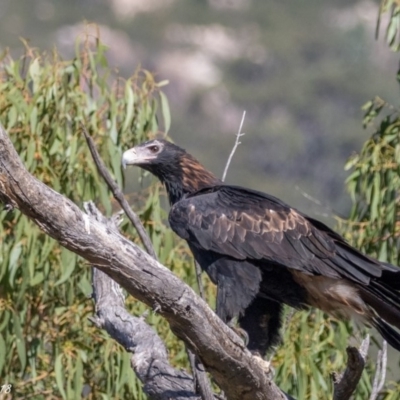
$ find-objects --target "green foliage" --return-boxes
[0,38,177,399]
[341,96,400,399]
[344,96,400,266]
[378,0,400,51]
[273,310,374,399]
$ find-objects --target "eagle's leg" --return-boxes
[238,296,283,357]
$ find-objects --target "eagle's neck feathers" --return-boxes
[156,153,221,205]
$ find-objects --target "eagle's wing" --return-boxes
[169,185,383,285]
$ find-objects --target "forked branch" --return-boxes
[86,203,203,399]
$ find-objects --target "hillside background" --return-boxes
[1,0,399,221]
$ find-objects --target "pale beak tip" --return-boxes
[122,148,135,169]
[121,156,127,170]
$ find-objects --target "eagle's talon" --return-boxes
[253,354,274,377]
[229,323,249,346]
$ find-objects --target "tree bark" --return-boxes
[0,123,290,400]
[86,205,202,399]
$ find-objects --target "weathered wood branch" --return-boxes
[91,267,200,400]
[86,205,201,399]
[332,335,370,400]
[0,123,290,399]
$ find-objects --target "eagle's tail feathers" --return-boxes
[372,317,400,352]
[359,283,400,330]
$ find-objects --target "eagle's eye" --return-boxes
[149,145,159,153]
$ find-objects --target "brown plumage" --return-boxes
[122,139,400,355]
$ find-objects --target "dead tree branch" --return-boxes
[186,348,215,400]
[5,121,376,400]
[86,204,204,400]
[332,335,370,400]
[0,122,291,400]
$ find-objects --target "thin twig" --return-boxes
[369,340,387,400]
[222,111,246,182]
[191,111,247,397]
[190,262,213,398]
[80,123,157,259]
[186,348,215,400]
[294,185,323,207]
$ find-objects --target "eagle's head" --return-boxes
[122,139,221,204]
[122,139,185,172]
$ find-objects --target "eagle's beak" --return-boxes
[122,147,140,169]
[122,147,152,169]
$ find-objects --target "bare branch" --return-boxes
[186,348,216,400]
[0,122,291,400]
[90,272,198,398]
[222,111,246,182]
[190,260,214,400]
[85,204,202,399]
[80,123,157,259]
[294,185,324,207]
[332,335,370,400]
[369,340,387,400]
